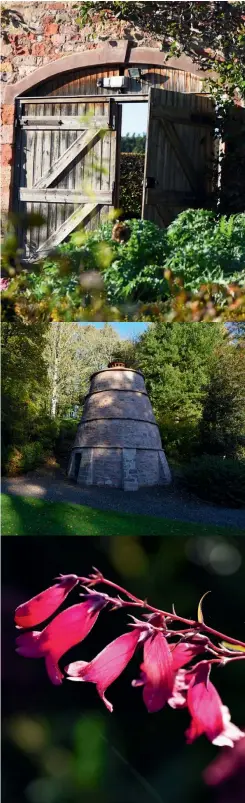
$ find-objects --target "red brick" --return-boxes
[44,23,59,35]
[1,193,11,213]
[1,145,13,166]
[32,43,46,56]
[51,34,65,44]
[2,105,15,125]
[15,45,30,55]
[1,125,14,145]
[0,166,12,189]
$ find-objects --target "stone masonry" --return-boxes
[1,2,163,215]
[1,2,215,217]
[68,362,171,491]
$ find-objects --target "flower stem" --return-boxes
[80,573,245,651]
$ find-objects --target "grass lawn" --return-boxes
[2,494,244,536]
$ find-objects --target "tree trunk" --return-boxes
[50,325,61,418]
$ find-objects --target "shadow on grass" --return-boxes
[2,494,245,537]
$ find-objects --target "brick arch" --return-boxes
[4,42,211,103]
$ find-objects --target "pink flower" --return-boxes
[0,278,10,291]
[66,628,142,712]
[204,725,245,785]
[210,706,245,749]
[171,641,205,672]
[186,663,227,744]
[15,575,78,628]
[168,668,189,709]
[132,632,174,713]
[16,596,106,685]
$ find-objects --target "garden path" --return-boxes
[2,465,245,531]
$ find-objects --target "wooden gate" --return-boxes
[142,87,216,226]
[14,97,121,257]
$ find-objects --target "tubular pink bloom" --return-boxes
[212,706,245,748]
[16,596,106,685]
[15,575,78,628]
[168,668,189,709]
[132,632,174,713]
[186,663,224,744]
[66,628,142,712]
[204,725,245,786]
[171,642,205,671]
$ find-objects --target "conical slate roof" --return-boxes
[68,363,171,490]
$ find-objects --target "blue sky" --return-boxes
[121,103,148,136]
[80,323,150,340]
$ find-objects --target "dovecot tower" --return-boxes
[68,362,171,491]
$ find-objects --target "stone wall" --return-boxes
[0,2,160,216]
[69,364,172,490]
[1,2,161,85]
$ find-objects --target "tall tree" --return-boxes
[1,323,48,450]
[133,323,227,420]
[199,343,245,457]
[129,323,228,456]
[44,323,121,418]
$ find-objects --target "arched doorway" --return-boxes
[8,43,216,257]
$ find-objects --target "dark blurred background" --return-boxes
[2,535,245,803]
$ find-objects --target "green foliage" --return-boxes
[121,134,146,154]
[164,211,245,289]
[129,322,228,460]
[76,2,245,103]
[3,442,45,476]
[44,322,121,417]
[119,153,145,218]
[1,321,122,475]
[183,455,245,507]
[199,343,245,458]
[1,322,48,449]
[1,323,57,475]
[26,212,245,308]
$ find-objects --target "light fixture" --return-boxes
[128,67,142,80]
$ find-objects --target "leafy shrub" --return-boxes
[164,210,245,290]
[159,417,200,462]
[4,442,45,476]
[28,211,245,307]
[119,153,145,218]
[54,418,79,462]
[183,455,245,508]
[33,416,60,450]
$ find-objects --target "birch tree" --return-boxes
[44,323,121,418]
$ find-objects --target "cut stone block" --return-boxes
[68,362,171,491]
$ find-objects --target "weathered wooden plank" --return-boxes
[34,128,107,189]
[19,95,149,103]
[160,117,203,193]
[20,188,112,203]
[19,115,110,130]
[142,86,216,227]
[146,189,214,206]
[152,105,215,126]
[36,202,99,253]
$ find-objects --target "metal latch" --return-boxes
[144,177,158,189]
[108,99,117,131]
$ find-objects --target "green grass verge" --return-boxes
[1,494,244,536]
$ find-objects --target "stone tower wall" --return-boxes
[68,365,171,490]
